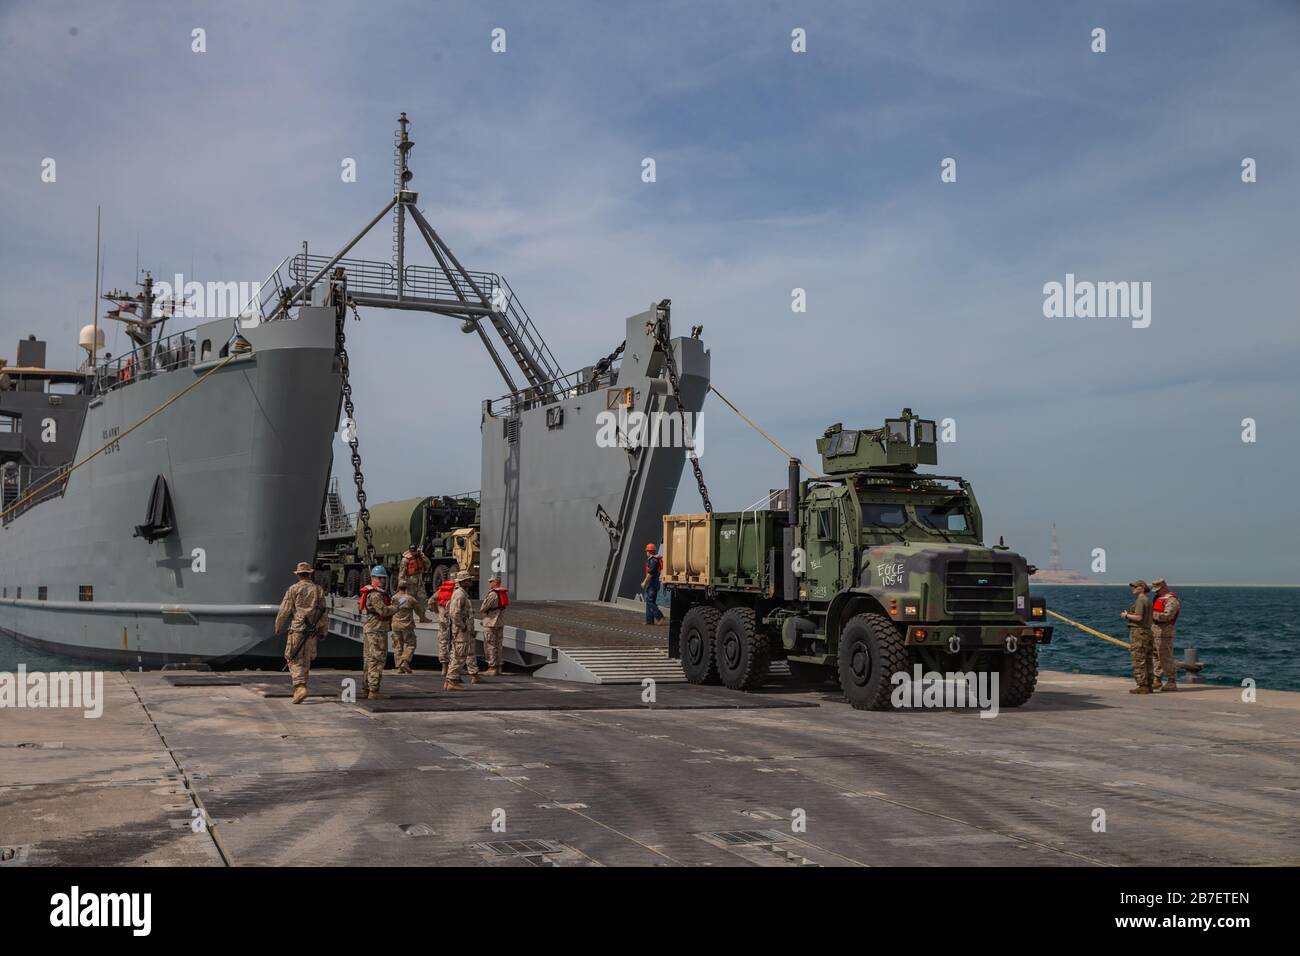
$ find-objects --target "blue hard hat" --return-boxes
[370,565,388,578]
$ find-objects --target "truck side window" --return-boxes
[816,508,836,541]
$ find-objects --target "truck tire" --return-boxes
[344,568,361,598]
[715,607,770,691]
[679,605,721,685]
[837,612,908,711]
[998,642,1039,708]
[432,564,449,588]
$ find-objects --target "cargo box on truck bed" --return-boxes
[662,511,783,593]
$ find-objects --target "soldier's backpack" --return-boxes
[359,585,388,614]
[492,587,510,609]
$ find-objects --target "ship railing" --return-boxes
[319,477,355,537]
[93,330,200,397]
[287,254,564,388]
[237,253,297,325]
[1,463,70,525]
[485,364,618,417]
[488,272,564,386]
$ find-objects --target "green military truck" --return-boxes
[315,492,480,597]
[664,410,1052,710]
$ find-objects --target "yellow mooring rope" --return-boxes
[707,384,824,478]
[1047,609,1131,650]
[1,352,239,522]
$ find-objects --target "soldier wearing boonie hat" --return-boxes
[274,561,327,703]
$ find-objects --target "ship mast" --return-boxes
[100,272,186,372]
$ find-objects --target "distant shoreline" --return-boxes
[1034,581,1300,588]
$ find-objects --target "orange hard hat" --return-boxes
[645,543,657,551]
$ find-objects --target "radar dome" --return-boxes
[79,324,105,353]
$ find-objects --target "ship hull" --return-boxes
[0,307,344,665]
[480,306,710,602]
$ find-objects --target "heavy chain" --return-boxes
[652,302,712,513]
[341,300,375,565]
[592,340,625,377]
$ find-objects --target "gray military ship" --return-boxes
[0,275,346,665]
[0,113,709,665]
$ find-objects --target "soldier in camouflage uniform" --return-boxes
[1150,577,1180,692]
[398,544,432,623]
[390,581,419,674]
[443,571,478,691]
[434,573,456,676]
[1120,580,1155,694]
[360,566,396,699]
[479,575,507,677]
[274,561,328,704]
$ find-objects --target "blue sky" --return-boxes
[1,1,1297,582]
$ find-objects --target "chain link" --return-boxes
[652,304,711,513]
[592,340,625,377]
[342,300,375,565]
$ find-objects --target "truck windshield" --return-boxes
[861,503,907,527]
[915,503,969,533]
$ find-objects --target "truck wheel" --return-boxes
[344,569,361,598]
[837,612,908,711]
[998,642,1039,708]
[715,607,770,691]
[432,564,449,588]
[679,605,721,685]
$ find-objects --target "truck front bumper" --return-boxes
[904,623,1053,649]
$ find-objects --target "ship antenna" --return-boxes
[393,112,413,301]
[91,205,102,373]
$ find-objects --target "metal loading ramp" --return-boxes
[534,646,687,685]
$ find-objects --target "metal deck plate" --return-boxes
[3,670,1299,866]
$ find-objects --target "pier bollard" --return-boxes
[1182,647,1203,683]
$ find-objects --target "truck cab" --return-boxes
[665,410,1051,710]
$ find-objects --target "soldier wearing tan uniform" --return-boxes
[443,571,478,691]
[479,575,508,677]
[398,544,432,623]
[1120,580,1155,694]
[390,581,419,674]
[435,574,456,675]
[1150,577,1181,692]
[359,565,396,699]
[274,561,328,704]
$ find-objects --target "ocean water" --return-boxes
[3,585,1297,691]
[1036,585,1300,692]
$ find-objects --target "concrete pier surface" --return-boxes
[1,668,1297,867]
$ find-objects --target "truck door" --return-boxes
[806,501,841,599]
